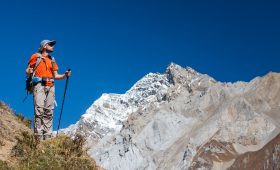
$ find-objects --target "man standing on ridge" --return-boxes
[25,40,71,140]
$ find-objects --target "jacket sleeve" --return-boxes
[27,54,37,68]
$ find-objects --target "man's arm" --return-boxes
[54,70,71,80]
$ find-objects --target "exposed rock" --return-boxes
[62,63,280,170]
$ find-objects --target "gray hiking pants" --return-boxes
[33,83,55,140]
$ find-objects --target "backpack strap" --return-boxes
[51,56,56,80]
[31,53,43,79]
[34,53,43,70]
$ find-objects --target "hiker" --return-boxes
[25,40,71,140]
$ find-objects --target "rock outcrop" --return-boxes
[62,63,280,169]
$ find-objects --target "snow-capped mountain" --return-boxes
[62,63,280,170]
[62,71,171,141]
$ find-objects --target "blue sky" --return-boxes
[0,0,279,129]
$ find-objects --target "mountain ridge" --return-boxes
[62,63,280,169]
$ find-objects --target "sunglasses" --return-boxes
[47,43,55,47]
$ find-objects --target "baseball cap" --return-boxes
[40,40,56,47]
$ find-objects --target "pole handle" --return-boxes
[65,69,71,78]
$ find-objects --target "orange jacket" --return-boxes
[28,53,59,86]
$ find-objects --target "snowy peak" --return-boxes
[126,73,171,105]
[166,62,200,85]
[62,65,175,139]
[62,63,214,140]
[62,63,280,170]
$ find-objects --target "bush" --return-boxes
[11,132,98,170]
[0,160,12,170]
[1,102,98,170]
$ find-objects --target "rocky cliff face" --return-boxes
[62,63,280,170]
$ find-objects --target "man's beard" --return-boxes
[46,49,53,53]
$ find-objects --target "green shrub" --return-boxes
[1,102,98,170]
[12,132,97,170]
[0,160,12,170]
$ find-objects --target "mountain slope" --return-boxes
[0,101,99,170]
[62,63,280,170]
[0,102,32,164]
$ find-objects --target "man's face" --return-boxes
[44,43,54,52]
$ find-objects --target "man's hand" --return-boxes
[26,66,33,76]
[65,70,71,78]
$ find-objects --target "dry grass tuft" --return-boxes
[0,160,12,170]
[0,101,98,170]
[15,113,32,128]
[11,132,98,170]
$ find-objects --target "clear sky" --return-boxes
[0,0,279,129]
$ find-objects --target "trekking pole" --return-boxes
[56,69,71,137]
